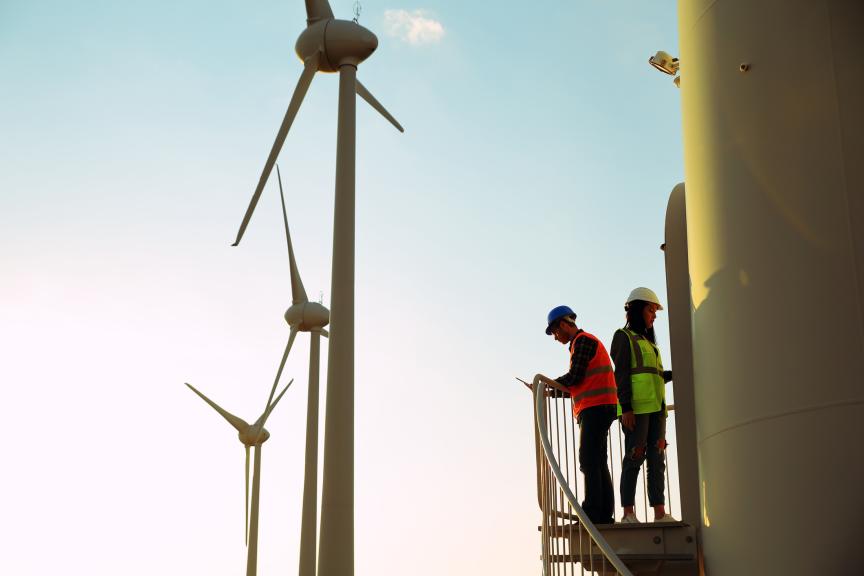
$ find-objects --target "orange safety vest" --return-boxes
[566,331,619,415]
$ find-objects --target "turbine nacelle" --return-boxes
[296,20,378,73]
[285,301,330,332]
[239,425,271,447]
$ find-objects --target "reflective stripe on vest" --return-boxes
[622,328,665,414]
[586,365,613,377]
[567,331,618,415]
[571,385,618,402]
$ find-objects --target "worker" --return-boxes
[546,305,618,525]
[612,287,675,523]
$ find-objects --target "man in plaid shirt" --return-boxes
[546,305,619,525]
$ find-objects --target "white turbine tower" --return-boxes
[273,165,330,576]
[231,3,403,576]
[185,377,293,576]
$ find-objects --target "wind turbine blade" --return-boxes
[305,0,333,24]
[185,383,249,434]
[264,328,298,412]
[276,165,308,304]
[320,328,329,338]
[355,80,404,133]
[232,53,320,246]
[245,445,250,547]
[258,378,295,429]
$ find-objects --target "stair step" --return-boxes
[550,553,695,563]
[541,521,698,571]
[539,520,688,535]
[551,554,699,576]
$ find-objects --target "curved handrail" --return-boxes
[533,373,634,576]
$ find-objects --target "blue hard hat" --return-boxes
[546,305,576,334]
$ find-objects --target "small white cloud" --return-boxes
[383,9,445,45]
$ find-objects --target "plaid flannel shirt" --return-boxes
[555,329,599,390]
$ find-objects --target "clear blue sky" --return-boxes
[1,1,682,574]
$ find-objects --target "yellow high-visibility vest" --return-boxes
[621,328,666,414]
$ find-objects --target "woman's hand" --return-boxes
[621,411,636,431]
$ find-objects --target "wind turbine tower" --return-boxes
[676,0,863,572]
[230,2,403,576]
[273,165,330,576]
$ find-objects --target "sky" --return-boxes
[0,1,683,574]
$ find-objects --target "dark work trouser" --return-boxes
[578,404,617,524]
[620,410,667,508]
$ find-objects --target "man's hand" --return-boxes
[621,410,636,431]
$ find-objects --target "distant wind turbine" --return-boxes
[273,164,329,576]
[231,3,404,576]
[185,377,293,576]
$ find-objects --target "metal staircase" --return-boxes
[530,374,700,575]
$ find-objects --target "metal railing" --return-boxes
[533,374,633,575]
[532,373,682,575]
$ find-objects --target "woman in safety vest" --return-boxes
[546,305,619,525]
[611,288,675,524]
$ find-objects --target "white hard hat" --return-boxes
[625,287,663,310]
